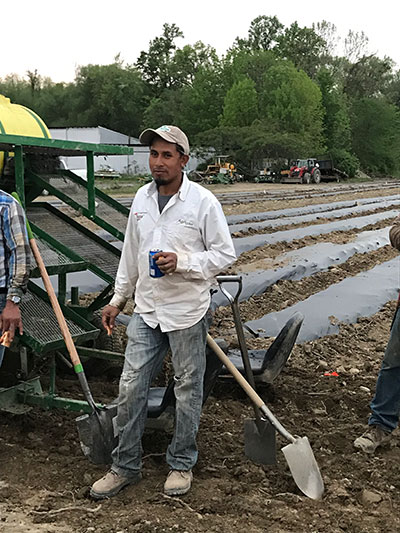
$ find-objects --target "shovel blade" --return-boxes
[76,404,117,464]
[281,436,324,500]
[244,417,276,465]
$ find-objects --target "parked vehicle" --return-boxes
[281,157,347,184]
[281,158,321,184]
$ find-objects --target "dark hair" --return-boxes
[176,144,185,155]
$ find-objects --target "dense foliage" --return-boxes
[2,18,400,177]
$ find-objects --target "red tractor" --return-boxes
[282,158,321,184]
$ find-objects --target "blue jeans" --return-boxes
[0,294,6,367]
[111,310,211,478]
[369,306,400,432]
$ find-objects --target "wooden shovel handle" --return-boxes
[207,334,264,407]
[30,238,81,368]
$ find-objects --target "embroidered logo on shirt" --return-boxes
[134,211,146,221]
[178,218,195,228]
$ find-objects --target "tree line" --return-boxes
[2,17,400,177]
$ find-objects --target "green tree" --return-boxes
[276,22,328,78]
[344,55,394,100]
[35,80,76,126]
[312,21,340,57]
[220,78,258,127]
[259,62,325,153]
[222,49,276,95]
[232,15,284,52]
[384,70,400,108]
[171,42,219,86]
[73,61,146,135]
[317,69,358,176]
[0,74,34,108]
[142,89,184,130]
[344,30,369,63]
[136,23,184,95]
[351,97,400,174]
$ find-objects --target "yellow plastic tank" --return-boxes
[0,94,51,174]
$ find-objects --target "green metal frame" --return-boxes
[0,133,134,156]
[20,281,100,354]
[57,168,130,216]
[0,133,132,414]
[27,169,126,241]
[29,202,121,284]
[29,222,90,277]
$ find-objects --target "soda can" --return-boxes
[149,249,164,278]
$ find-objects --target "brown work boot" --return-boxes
[90,470,141,500]
[164,470,193,496]
[354,426,391,454]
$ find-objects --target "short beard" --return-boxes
[154,177,167,187]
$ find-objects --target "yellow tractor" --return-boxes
[190,155,240,184]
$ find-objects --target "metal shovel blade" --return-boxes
[244,417,276,465]
[76,404,118,464]
[281,436,324,500]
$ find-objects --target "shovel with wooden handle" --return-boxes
[207,334,324,500]
[13,193,116,464]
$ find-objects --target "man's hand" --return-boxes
[155,252,178,275]
[102,305,120,334]
[0,301,23,342]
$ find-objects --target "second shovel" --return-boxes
[217,275,276,465]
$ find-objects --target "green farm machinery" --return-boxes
[0,133,132,415]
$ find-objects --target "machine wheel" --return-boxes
[302,172,311,184]
[312,168,321,184]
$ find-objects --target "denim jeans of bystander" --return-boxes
[0,293,7,367]
[369,306,400,432]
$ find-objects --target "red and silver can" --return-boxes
[149,249,164,278]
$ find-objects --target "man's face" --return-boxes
[149,138,188,188]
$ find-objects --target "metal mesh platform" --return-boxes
[30,235,87,276]
[20,286,99,353]
[42,173,129,233]
[27,205,120,281]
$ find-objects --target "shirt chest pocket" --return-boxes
[165,220,202,251]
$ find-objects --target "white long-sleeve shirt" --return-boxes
[110,173,236,331]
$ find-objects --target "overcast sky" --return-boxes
[3,0,399,83]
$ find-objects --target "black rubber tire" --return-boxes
[312,168,321,184]
[302,172,311,184]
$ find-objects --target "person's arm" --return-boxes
[0,200,31,340]
[108,205,139,311]
[175,197,236,280]
[389,215,400,251]
[4,200,31,300]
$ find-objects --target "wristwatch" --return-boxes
[8,295,21,305]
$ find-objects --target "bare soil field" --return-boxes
[1,180,400,532]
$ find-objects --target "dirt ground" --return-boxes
[1,180,400,532]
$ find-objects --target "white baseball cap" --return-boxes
[139,125,190,155]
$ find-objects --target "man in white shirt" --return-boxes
[91,125,236,499]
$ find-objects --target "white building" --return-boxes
[50,126,205,177]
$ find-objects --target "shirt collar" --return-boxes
[146,172,189,201]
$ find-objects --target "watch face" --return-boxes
[11,296,21,304]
